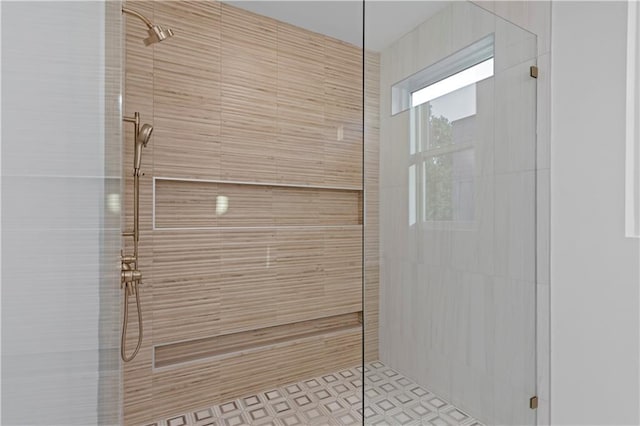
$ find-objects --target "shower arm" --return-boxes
[122,7,153,29]
[122,5,174,47]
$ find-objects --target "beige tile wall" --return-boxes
[123,1,379,423]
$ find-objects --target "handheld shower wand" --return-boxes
[135,124,153,174]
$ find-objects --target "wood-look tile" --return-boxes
[275,22,326,186]
[123,1,379,423]
[152,231,222,344]
[274,228,327,324]
[324,37,363,189]
[153,1,222,180]
[219,229,279,334]
[272,186,322,226]
[220,4,278,183]
[323,228,363,316]
[364,51,380,362]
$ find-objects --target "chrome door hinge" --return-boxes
[530,65,539,79]
[529,396,539,409]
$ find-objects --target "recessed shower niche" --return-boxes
[153,178,363,229]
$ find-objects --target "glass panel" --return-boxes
[5,1,368,423]
[1,2,122,424]
[366,1,537,424]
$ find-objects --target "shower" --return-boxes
[134,124,153,172]
[122,6,174,45]
[119,6,173,363]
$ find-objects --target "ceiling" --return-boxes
[224,1,449,52]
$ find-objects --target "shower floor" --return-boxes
[149,362,482,426]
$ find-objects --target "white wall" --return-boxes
[551,1,640,424]
[1,2,121,424]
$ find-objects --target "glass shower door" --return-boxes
[366,2,537,424]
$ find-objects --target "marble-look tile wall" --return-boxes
[378,2,543,425]
[471,2,552,424]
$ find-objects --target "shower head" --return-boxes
[122,7,174,46]
[134,124,153,172]
[144,25,174,46]
[138,124,153,147]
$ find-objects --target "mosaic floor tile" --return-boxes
[152,362,483,426]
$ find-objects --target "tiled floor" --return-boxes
[364,362,483,426]
[150,362,482,426]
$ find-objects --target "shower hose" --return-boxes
[121,282,143,362]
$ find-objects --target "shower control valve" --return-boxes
[121,255,137,265]
[121,259,143,290]
[121,269,142,283]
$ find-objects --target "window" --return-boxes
[401,37,494,226]
[411,58,494,108]
[392,34,494,115]
[410,84,479,225]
